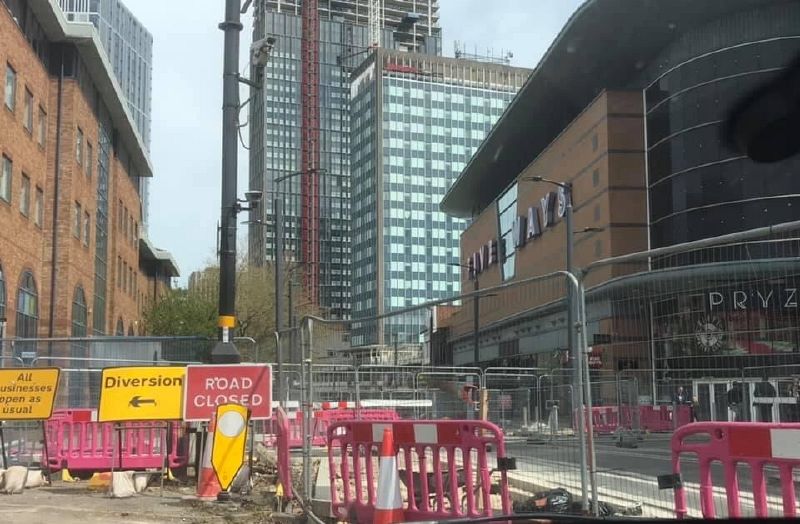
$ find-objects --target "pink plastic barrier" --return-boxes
[577,405,692,434]
[639,405,691,432]
[264,409,402,449]
[45,409,188,472]
[672,422,800,519]
[313,409,400,446]
[274,407,293,500]
[575,406,621,434]
[327,420,512,523]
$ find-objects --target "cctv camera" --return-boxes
[251,37,276,68]
[245,190,263,203]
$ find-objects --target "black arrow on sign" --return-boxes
[129,396,157,408]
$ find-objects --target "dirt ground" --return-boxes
[0,481,278,524]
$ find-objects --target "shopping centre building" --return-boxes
[437,0,800,421]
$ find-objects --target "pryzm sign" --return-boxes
[707,288,798,311]
[512,187,568,250]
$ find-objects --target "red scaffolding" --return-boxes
[300,0,320,306]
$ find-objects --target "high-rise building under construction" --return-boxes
[248,0,441,320]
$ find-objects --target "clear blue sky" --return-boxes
[124,0,584,285]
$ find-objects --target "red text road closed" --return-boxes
[183,364,272,421]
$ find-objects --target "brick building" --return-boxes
[438,0,800,419]
[0,0,177,342]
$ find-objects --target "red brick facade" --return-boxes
[0,5,165,340]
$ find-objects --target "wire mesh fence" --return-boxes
[0,222,798,517]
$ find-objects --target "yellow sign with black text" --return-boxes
[0,368,60,420]
[98,366,185,422]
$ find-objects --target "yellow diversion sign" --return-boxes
[0,368,60,420]
[98,366,185,422]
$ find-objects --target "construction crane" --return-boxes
[300,0,320,306]
[368,0,381,48]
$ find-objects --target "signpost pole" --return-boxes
[40,420,51,483]
[160,423,167,497]
[247,420,255,484]
[111,424,118,479]
[0,421,6,469]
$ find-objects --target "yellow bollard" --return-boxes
[61,468,77,482]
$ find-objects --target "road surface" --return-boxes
[506,433,795,518]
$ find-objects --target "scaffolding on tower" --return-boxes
[368,0,381,48]
[301,0,320,306]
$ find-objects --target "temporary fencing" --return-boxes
[671,422,800,519]
[0,337,208,479]
[274,407,293,500]
[327,419,512,522]
[45,408,188,473]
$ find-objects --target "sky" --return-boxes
[124,0,584,286]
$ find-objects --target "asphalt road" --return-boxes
[506,433,793,518]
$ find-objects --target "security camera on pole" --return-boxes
[213,0,273,365]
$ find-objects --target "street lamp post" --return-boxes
[258,169,326,399]
[449,262,480,365]
[524,175,591,510]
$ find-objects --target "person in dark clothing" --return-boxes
[754,375,776,422]
[674,386,687,405]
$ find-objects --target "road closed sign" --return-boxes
[184,364,272,421]
[0,368,60,420]
[98,366,185,422]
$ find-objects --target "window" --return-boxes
[23,88,32,131]
[71,287,88,337]
[4,64,16,111]
[15,271,38,338]
[497,183,518,281]
[595,239,603,257]
[1,155,11,202]
[73,202,82,238]
[117,257,122,288]
[20,174,29,216]
[83,211,91,246]
[76,127,84,165]
[115,318,124,336]
[86,143,93,178]
[37,107,46,146]
[34,187,43,227]
[118,199,123,230]
[591,134,598,152]
[592,169,600,187]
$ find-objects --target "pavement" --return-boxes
[0,481,275,524]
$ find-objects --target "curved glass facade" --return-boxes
[644,4,800,249]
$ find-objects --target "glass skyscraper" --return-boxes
[248,1,440,320]
[350,49,529,346]
[57,0,153,229]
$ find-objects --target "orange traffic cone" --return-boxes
[196,414,222,500]
[374,427,404,524]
